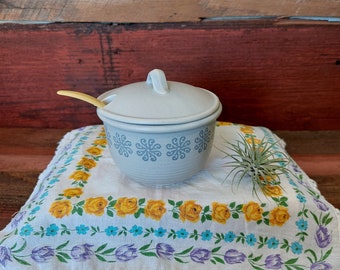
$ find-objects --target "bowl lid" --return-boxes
[97,69,221,125]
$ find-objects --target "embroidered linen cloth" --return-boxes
[1,122,339,269]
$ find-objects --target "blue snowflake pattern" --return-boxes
[166,136,191,160]
[136,138,162,161]
[194,128,211,153]
[113,133,133,157]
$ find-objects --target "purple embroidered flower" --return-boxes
[71,244,94,262]
[0,246,12,267]
[115,244,138,262]
[310,261,332,270]
[313,198,329,212]
[190,248,211,264]
[315,225,332,248]
[31,246,54,263]
[224,249,246,264]
[265,254,283,269]
[156,243,175,260]
[10,211,26,228]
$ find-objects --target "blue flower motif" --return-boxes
[166,136,191,160]
[246,233,257,246]
[49,177,60,184]
[113,133,133,157]
[19,224,33,236]
[194,128,211,153]
[289,179,298,187]
[30,206,41,215]
[176,228,189,239]
[76,225,90,235]
[296,219,308,231]
[46,224,59,236]
[105,226,118,236]
[136,138,162,161]
[224,231,236,243]
[267,237,279,249]
[296,194,306,203]
[291,241,303,254]
[201,230,213,241]
[39,191,49,199]
[129,225,143,236]
[154,227,167,237]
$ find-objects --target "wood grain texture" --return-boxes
[1,21,340,130]
[0,0,340,23]
[0,128,339,230]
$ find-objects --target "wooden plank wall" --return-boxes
[1,0,340,22]
[1,20,340,130]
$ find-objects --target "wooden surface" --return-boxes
[0,128,339,230]
[1,21,340,130]
[1,0,340,22]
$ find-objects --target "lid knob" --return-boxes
[146,69,170,94]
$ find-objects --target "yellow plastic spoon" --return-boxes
[57,90,106,108]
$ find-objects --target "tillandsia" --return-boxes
[221,135,292,199]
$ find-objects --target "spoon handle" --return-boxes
[57,90,106,108]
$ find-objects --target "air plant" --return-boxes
[221,135,291,199]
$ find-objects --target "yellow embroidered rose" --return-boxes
[217,121,233,126]
[63,187,83,197]
[144,200,166,221]
[84,197,108,216]
[93,139,107,146]
[246,137,261,145]
[242,201,263,222]
[49,200,72,218]
[86,146,103,156]
[240,126,254,134]
[262,185,283,197]
[212,202,231,224]
[269,206,290,226]
[78,157,97,169]
[179,200,202,223]
[69,171,90,181]
[115,197,138,217]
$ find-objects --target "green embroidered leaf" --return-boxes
[175,246,193,256]
[96,243,108,253]
[211,246,222,253]
[57,252,71,260]
[310,212,320,225]
[172,212,179,219]
[56,241,70,250]
[96,254,107,262]
[253,255,263,262]
[285,258,299,265]
[235,204,243,211]
[139,241,152,251]
[175,201,183,207]
[134,208,144,218]
[211,259,216,265]
[174,257,188,263]
[229,202,236,208]
[141,251,157,257]
[101,248,116,255]
[13,256,31,266]
[107,209,114,217]
[168,200,175,206]
[321,247,333,261]
[138,198,146,205]
[212,256,225,264]
[232,212,239,219]
[56,254,68,263]
[203,205,210,212]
